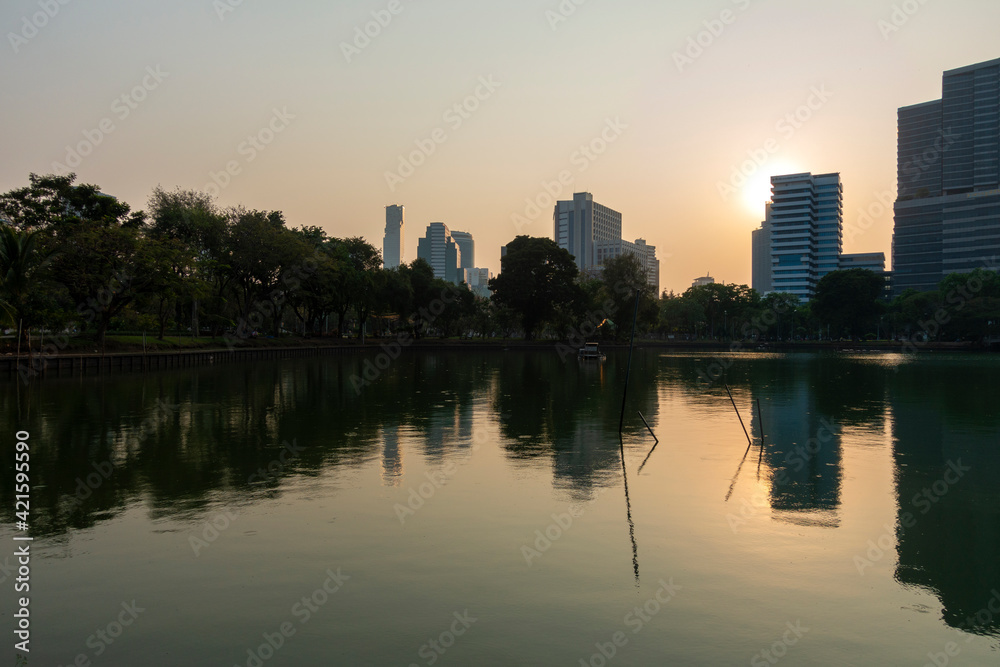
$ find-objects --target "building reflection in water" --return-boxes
[890,364,1000,636]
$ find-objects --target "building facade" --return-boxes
[692,274,715,289]
[462,268,493,298]
[893,58,1000,294]
[383,205,404,269]
[417,222,462,283]
[769,172,844,301]
[554,192,623,271]
[751,203,774,294]
[451,231,475,270]
[553,192,659,290]
[839,252,886,272]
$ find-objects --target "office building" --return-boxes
[383,205,404,269]
[839,252,886,272]
[463,268,493,298]
[417,223,462,284]
[554,192,622,271]
[692,274,715,289]
[451,231,475,270]
[553,192,659,290]
[752,203,774,294]
[769,172,844,301]
[893,58,1000,294]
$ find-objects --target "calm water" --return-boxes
[2,350,999,666]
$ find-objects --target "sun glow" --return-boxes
[741,161,801,218]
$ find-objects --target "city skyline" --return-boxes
[2,1,998,293]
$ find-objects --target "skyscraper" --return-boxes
[893,58,1000,294]
[769,172,843,301]
[554,192,622,271]
[451,231,475,270]
[417,222,462,283]
[752,203,774,294]
[383,205,404,269]
[553,192,659,289]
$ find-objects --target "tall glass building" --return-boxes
[893,58,1000,294]
[383,205,405,269]
[769,172,843,301]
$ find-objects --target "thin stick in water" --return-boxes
[756,398,765,446]
[617,289,641,434]
[637,411,658,443]
[726,383,753,449]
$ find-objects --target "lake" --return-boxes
[2,349,999,665]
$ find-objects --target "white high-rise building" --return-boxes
[554,192,659,290]
[769,173,843,301]
[383,205,404,269]
[554,192,622,271]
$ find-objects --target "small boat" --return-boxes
[578,342,606,361]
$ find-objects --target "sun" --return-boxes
[741,161,801,218]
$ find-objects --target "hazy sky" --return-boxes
[2,0,998,293]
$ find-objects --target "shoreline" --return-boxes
[3,337,995,383]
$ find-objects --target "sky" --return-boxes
[1,0,998,294]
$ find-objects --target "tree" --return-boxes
[812,269,885,339]
[147,186,227,336]
[599,254,658,340]
[489,236,580,340]
[0,226,56,345]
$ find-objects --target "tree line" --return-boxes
[2,173,997,348]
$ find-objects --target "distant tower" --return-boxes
[752,202,774,294]
[417,222,462,283]
[451,231,475,270]
[384,205,404,269]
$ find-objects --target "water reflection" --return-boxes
[890,359,1000,636]
[2,349,999,646]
